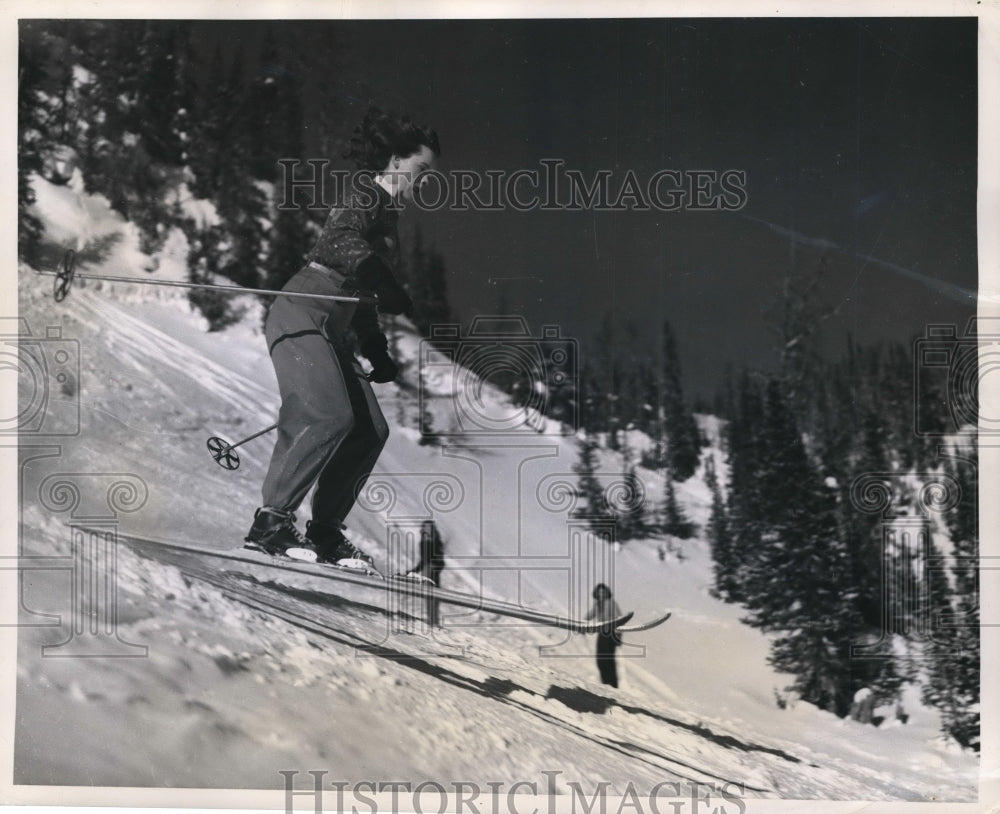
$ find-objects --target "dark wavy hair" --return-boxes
[593,583,613,600]
[343,106,441,171]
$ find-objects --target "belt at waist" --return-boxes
[308,260,335,274]
[307,260,360,291]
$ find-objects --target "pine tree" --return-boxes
[743,380,900,716]
[740,379,816,617]
[186,44,230,200]
[573,432,611,526]
[637,356,661,439]
[17,24,51,263]
[882,343,917,470]
[577,360,602,436]
[923,444,980,750]
[723,372,766,602]
[134,22,189,166]
[661,321,700,481]
[259,69,309,297]
[847,407,892,630]
[617,319,649,437]
[186,224,242,331]
[614,456,647,542]
[593,311,621,450]
[265,207,311,292]
[769,254,843,420]
[813,355,853,480]
[181,45,272,321]
[705,456,736,598]
[246,29,288,179]
[17,21,203,266]
[662,458,693,540]
[406,228,455,337]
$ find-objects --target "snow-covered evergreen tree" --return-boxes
[661,320,700,481]
[742,380,901,716]
[722,372,766,603]
[573,431,611,528]
[17,24,50,263]
[614,459,647,541]
[662,458,693,540]
[705,456,736,599]
[923,443,980,750]
[847,407,893,631]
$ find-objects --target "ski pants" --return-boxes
[596,631,620,688]
[261,266,389,526]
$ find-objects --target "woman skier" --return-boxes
[587,583,624,688]
[245,107,441,568]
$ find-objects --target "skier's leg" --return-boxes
[596,633,619,687]
[310,349,390,526]
[248,268,360,552]
[261,326,356,514]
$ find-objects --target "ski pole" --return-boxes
[207,423,278,471]
[43,250,373,305]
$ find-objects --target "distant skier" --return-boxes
[404,519,446,587]
[586,583,624,688]
[245,107,441,567]
[401,519,446,626]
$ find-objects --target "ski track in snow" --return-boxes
[72,289,275,414]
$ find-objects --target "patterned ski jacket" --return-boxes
[308,178,402,284]
[307,177,406,362]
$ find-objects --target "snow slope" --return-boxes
[9,177,982,805]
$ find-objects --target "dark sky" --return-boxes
[202,17,978,399]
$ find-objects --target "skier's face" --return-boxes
[385,145,437,202]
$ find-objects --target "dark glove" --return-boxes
[356,254,413,316]
[367,352,399,383]
[358,327,398,383]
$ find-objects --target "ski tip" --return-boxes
[284,546,319,564]
[338,557,380,574]
[390,572,437,586]
[616,609,673,633]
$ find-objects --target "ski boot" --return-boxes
[244,507,310,557]
[304,519,378,574]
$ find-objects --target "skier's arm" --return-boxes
[356,255,412,316]
[310,191,412,316]
[309,195,378,277]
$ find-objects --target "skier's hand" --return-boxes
[367,352,399,383]
[376,282,413,317]
[358,330,397,382]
